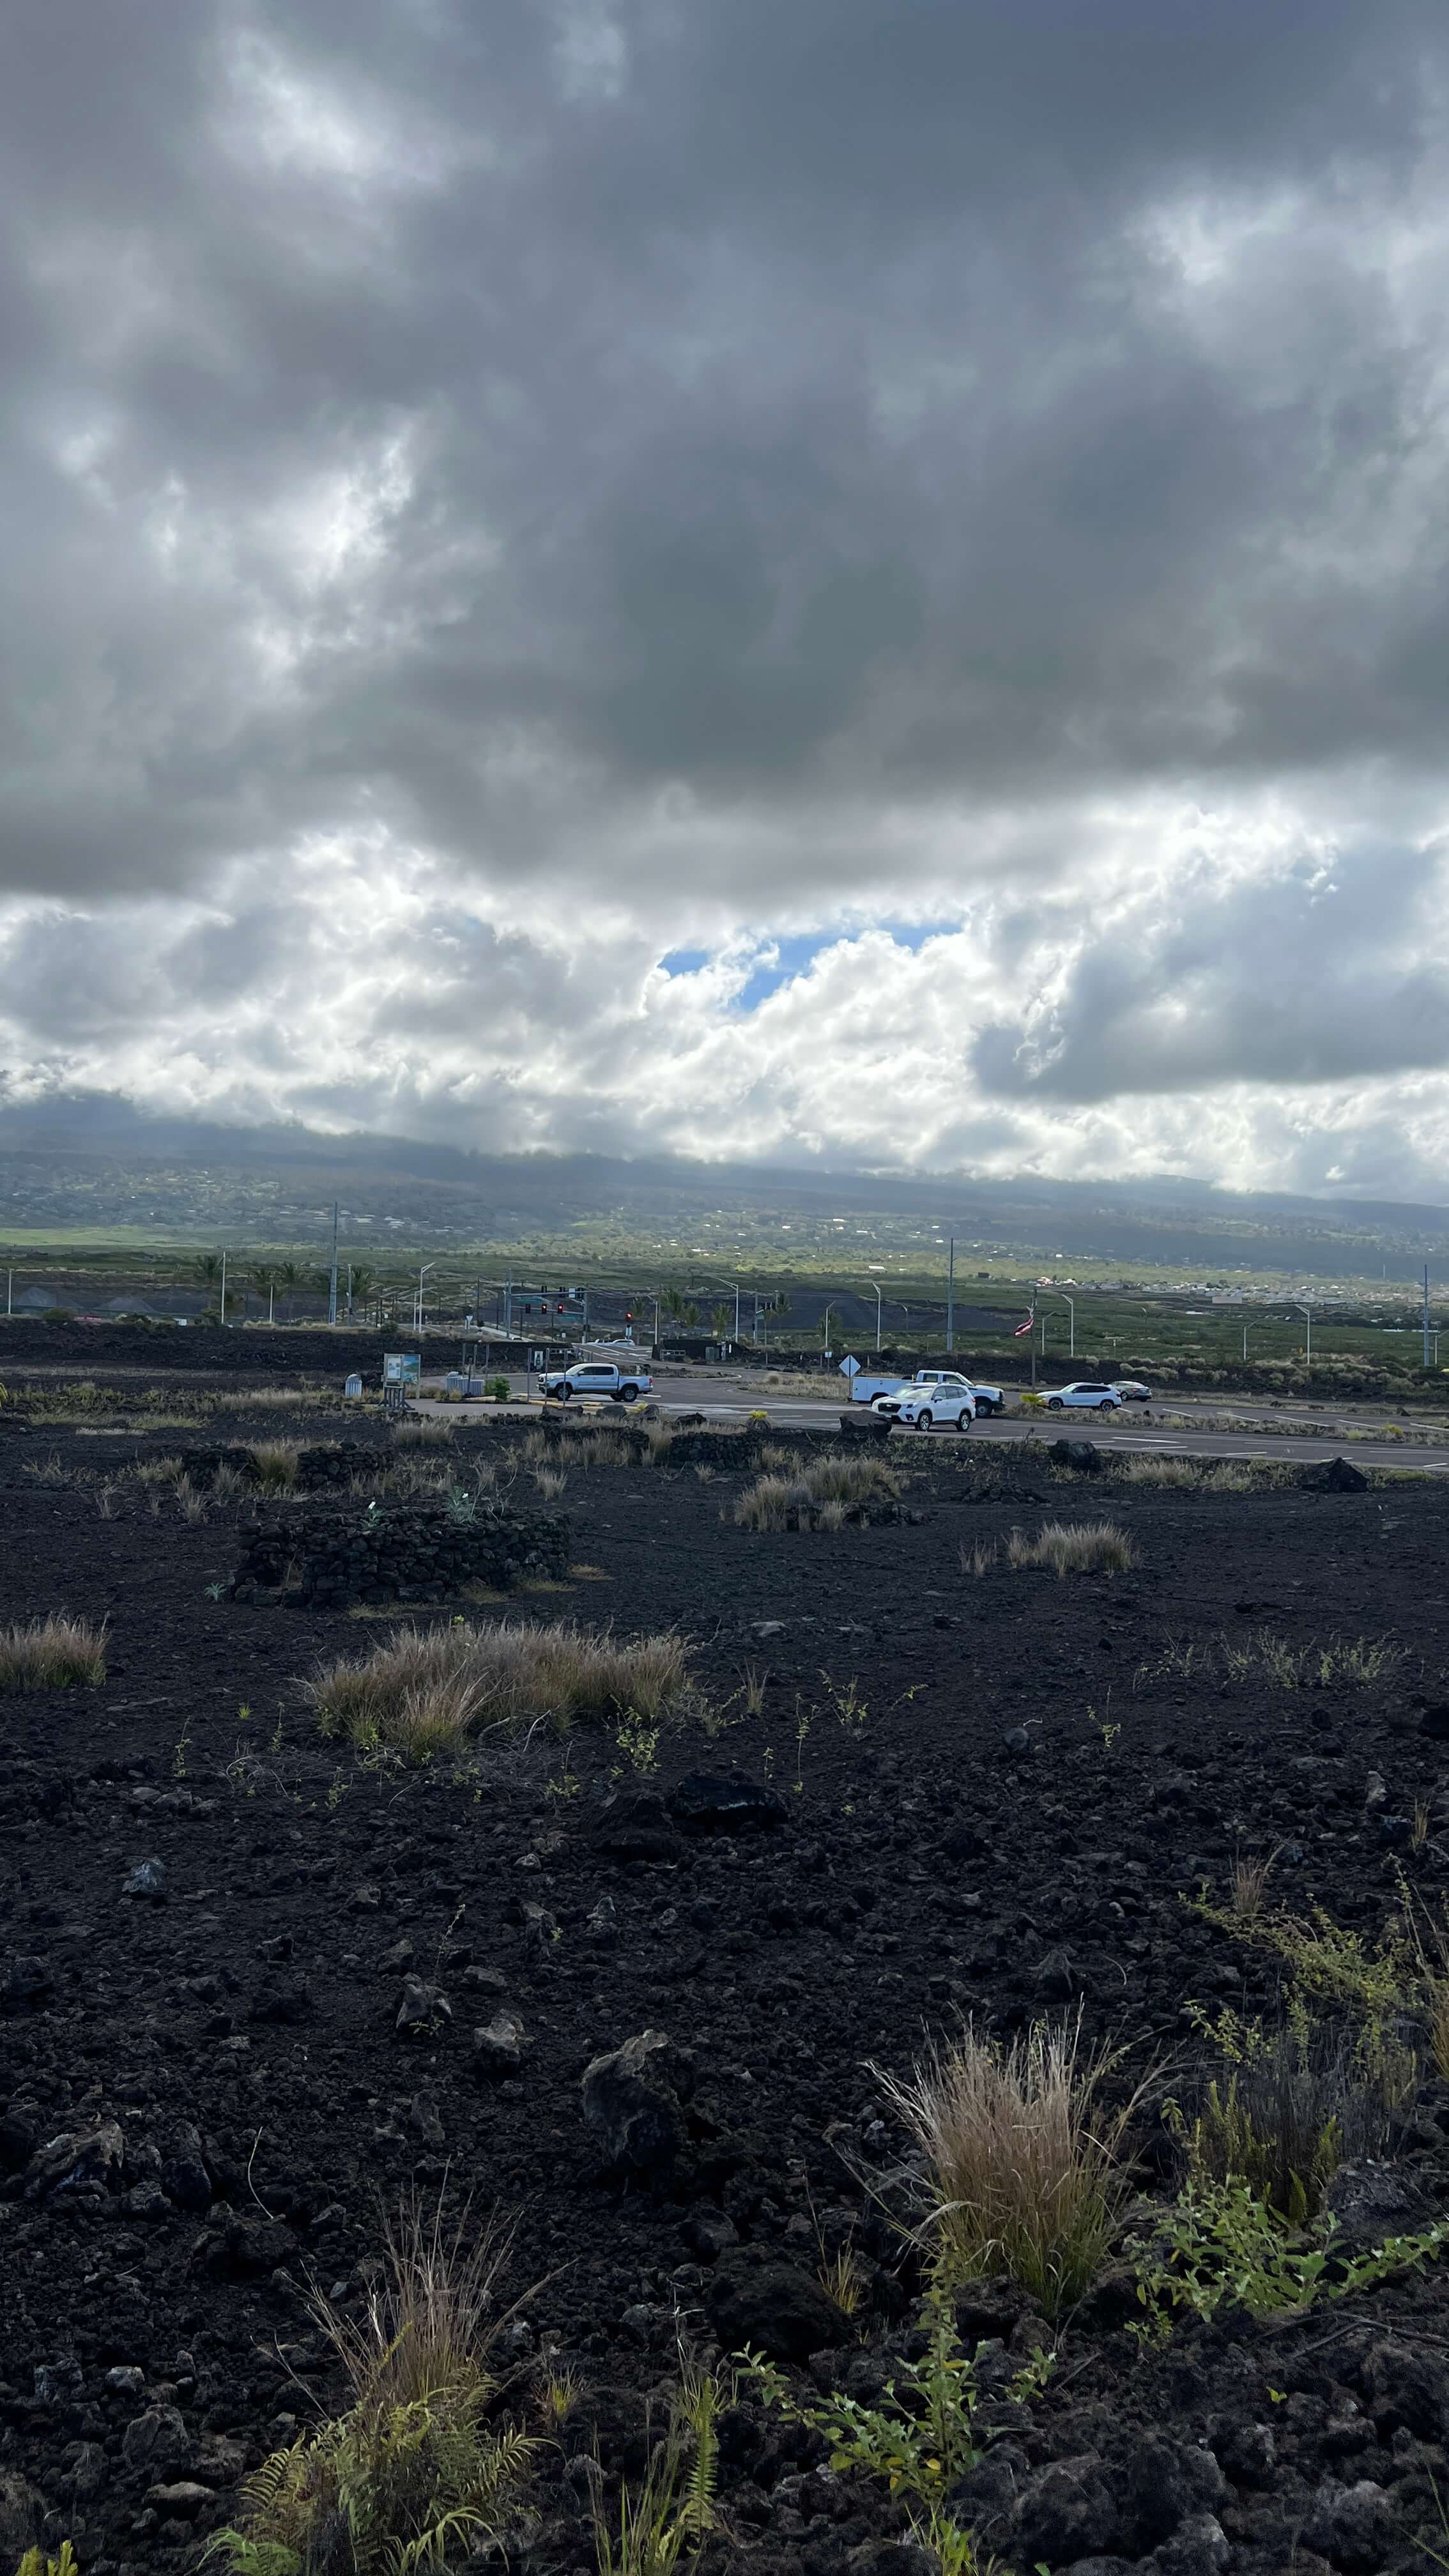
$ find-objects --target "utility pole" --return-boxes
[219,1250,227,1326]
[1297,1300,1313,1361]
[865,1281,882,1351]
[346,1262,353,1324]
[946,1234,954,1354]
[327,1202,339,1326]
[1242,1322,1248,1365]
[504,1273,512,1337]
[1425,1265,1432,1370]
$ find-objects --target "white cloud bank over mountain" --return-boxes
[6,1,1449,1197]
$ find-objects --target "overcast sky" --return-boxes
[5,1,1449,1196]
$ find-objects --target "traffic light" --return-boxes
[625,1309,632,1322]
[556,1301,565,1313]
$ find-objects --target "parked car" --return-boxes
[540,1360,652,1402]
[1112,1379,1151,1402]
[1041,1381,1123,1412]
[893,1384,976,1430]
[864,1368,1004,1418]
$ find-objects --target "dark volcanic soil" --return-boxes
[4,1406,1449,2576]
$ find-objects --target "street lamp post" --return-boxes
[821,1303,833,1367]
[1296,1301,1313,1361]
[415,1263,436,1334]
[1039,1290,1074,1359]
[864,1281,882,1351]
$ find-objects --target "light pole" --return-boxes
[863,1281,882,1351]
[1041,1291,1074,1359]
[946,1234,955,1354]
[415,1263,435,1334]
[821,1303,833,1366]
[1296,1300,1313,1361]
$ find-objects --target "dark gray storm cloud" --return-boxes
[5,0,1449,1188]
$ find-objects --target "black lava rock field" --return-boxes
[4,1380,1449,2576]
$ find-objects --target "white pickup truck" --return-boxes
[540,1360,652,1403]
[849,1367,1006,1418]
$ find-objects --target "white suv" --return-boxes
[894,1384,976,1430]
[1041,1381,1122,1413]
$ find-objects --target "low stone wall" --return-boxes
[179,1440,383,1490]
[227,1501,571,1607]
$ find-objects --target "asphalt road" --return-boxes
[418,1368,1449,1474]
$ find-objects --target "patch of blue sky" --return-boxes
[659,915,966,1004]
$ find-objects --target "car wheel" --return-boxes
[1098,1399,1116,1412]
[955,1411,972,1432]
[916,1409,933,1429]
[1048,1397,1063,1410]
[557,1384,572,1400]
[619,1384,638,1403]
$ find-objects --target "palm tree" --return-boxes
[347,1265,376,1324]
[663,1287,687,1324]
[192,1252,224,1321]
[249,1264,279,1324]
[682,1301,700,1329]
[710,1302,733,1340]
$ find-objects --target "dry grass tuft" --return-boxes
[211,1385,342,1412]
[1230,1849,1277,1922]
[524,1428,633,1470]
[734,1450,897,1531]
[173,1474,209,1524]
[0,1613,108,1691]
[134,1454,185,1485]
[875,2014,1141,2316]
[960,1538,999,1577]
[308,1616,689,1759]
[390,1415,456,1447]
[733,1473,802,1531]
[209,2195,533,2573]
[249,1437,302,1492]
[1005,1519,1135,1575]
[533,1466,568,1501]
[1118,1455,1291,1493]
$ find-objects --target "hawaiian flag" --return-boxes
[1013,1308,1035,1337]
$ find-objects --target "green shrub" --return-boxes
[1130,2175,1449,2338]
[746,2285,1052,2513]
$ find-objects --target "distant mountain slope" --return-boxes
[0,1094,1446,1278]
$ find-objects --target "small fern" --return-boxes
[16,2549,82,2576]
[206,2195,535,2576]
